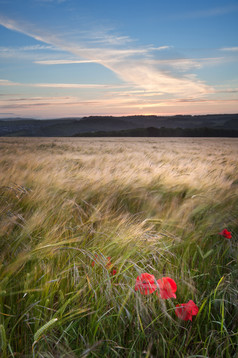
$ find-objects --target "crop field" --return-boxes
[0,137,237,357]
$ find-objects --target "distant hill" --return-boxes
[74,126,238,137]
[0,114,238,137]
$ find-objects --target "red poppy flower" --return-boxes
[135,273,157,295]
[92,254,98,267]
[106,257,117,275]
[219,229,232,239]
[112,268,117,276]
[157,277,177,299]
[175,300,199,321]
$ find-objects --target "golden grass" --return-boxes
[1,137,237,189]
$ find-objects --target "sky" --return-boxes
[0,0,238,118]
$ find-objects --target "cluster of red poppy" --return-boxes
[135,273,198,322]
[219,228,232,239]
[135,273,177,299]
[91,228,232,322]
[133,228,232,321]
[92,255,117,276]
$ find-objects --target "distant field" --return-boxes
[0,137,237,357]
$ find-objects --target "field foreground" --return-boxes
[0,137,237,357]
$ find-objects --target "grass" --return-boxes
[0,137,237,357]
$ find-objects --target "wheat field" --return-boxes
[0,137,237,357]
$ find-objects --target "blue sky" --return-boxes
[0,0,238,118]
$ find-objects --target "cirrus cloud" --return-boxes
[0,15,213,98]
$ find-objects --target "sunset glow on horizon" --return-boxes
[0,0,238,118]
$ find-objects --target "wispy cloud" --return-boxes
[148,57,227,71]
[34,56,226,74]
[150,46,173,51]
[0,44,55,52]
[34,83,124,89]
[0,16,49,43]
[34,59,100,65]
[220,47,238,52]
[214,88,238,94]
[87,34,133,46]
[109,61,211,95]
[1,91,237,117]
[0,112,16,116]
[0,95,83,109]
[0,15,213,100]
[0,78,129,89]
[0,44,62,60]
[0,79,17,86]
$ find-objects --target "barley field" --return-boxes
[0,137,237,357]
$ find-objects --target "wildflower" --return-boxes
[105,257,116,275]
[175,300,199,321]
[219,229,232,239]
[106,257,117,275]
[112,268,117,276]
[135,273,157,295]
[157,277,177,299]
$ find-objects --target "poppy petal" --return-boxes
[165,277,177,292]
[175,300,199,321]
[175,304,190,321]
[135,273,157,295]
[187,300,199,315]
[157,277,177,299]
